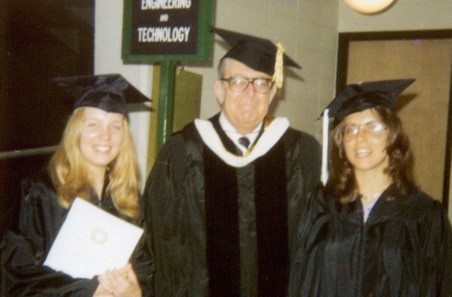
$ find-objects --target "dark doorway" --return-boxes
[0,0,94,235]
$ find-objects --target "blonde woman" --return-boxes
[2,74,153,297]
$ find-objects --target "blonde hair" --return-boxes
[48,107,140,218]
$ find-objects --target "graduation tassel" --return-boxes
[273,43,285,89]
[321,108,329,185]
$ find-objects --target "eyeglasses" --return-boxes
[341,122,387,142]
[220,76,273,94]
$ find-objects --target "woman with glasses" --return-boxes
[289,79,451,297]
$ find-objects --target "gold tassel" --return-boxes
[273,42,285,89]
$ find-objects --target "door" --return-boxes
[337,31,452,211]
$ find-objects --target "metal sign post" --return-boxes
[122,0,214,151]
[156,60,176,149]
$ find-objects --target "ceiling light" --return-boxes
[345,0,395,14]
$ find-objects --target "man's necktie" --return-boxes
[238,136,250,149]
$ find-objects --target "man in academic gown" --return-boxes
[142,28,321,297]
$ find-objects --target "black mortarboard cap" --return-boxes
[53,74,151,116]
[212,28,301,87]
[319,78,415,185]
[322,79,415,120]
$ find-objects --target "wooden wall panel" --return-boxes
[346,38,451,202]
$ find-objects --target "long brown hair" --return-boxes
[325,106,415,203]
[48,107,140,218]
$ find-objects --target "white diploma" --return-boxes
[44,197,144,279]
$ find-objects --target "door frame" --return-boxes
[336,29,452,209]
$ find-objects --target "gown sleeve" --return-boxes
[289,188,452,297]
[1,177,99,297]
[288,186,329,297]
[422,199,452,296]
[130,205,155,297]
[142,133,195,296]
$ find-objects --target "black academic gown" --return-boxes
[0,172,153,297]
[289,185,452,297]
[143,114,321,297]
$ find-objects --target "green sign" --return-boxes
[122,0,214,62]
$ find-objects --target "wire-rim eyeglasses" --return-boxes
[220,76,273,94]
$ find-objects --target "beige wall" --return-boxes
[339,0,452,32]
[95,1,452,204]
[338,0,452,219]
[187,0,339,140]
[95,0,152,182]
[95,0,339,179]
